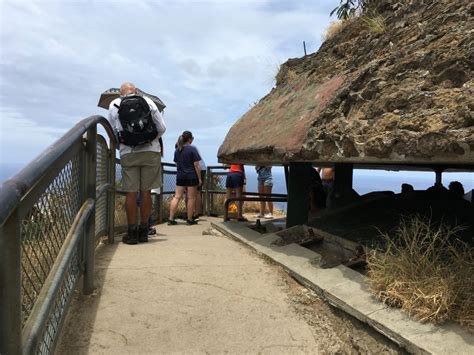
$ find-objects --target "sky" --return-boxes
[0,0,336,174]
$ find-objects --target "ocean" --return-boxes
[244,167,473,195]
[244,167,474,211]
[1,163,472,202]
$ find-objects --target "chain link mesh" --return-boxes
[95,137,109,242]
[36,246,80,355]
[113,163,230,225]
[115,158,122,190]
[114,159,127,228]
[161,165,186,220]
[150,193,159,224]
[20,155,81,327]
[207,169,227,216]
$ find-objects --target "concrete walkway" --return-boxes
[57,218,320,353]
[56,217,399,354]
[212,220,474,355]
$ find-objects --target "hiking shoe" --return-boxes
[168,219,178,225]
[122,226,138,245]
[186,219,198,225]
[138,225,148,243]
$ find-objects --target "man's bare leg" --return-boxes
[126,192,138,225]
[139,190,152,224]
[124,192,139,244]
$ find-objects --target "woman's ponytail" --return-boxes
[177,131,193,151]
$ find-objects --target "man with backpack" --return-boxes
[108,82,166,245]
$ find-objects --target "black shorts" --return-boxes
[226,172,244,188]
[197,170,206,191]
[176,178,199,187]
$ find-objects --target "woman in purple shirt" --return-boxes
[168,131,202,225]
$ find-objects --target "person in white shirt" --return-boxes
[192,141,206,219]
[108,82,166,244]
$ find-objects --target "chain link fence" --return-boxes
[20,156,82,328]
[0,117,116,355]
[113,163,228,225]
[114,158,127,230]
[95,136,109,243]
[205,166,228,216]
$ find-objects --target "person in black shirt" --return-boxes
[168,131,202,225]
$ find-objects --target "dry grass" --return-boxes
[323,20,352,41]
[114,194,128,226]
[361,13,386,34]
[367,216,474,330]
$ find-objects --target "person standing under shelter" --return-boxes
[108,82,166,245]
[318,166,335,208]
[168,131,202,225]
[225,164,247,222]
[192,141,206,220]
[256,165,273,219]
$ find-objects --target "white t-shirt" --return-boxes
[108,95,166,157]
[195,147,206,171]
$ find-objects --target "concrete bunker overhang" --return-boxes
[217,1,474,168]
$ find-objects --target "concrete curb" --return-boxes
[211,221,474,355]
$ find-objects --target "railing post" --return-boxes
[159,164,164,223]
[207,167,213,216]
[158,192,163,224]
[83,126,96,295]
[107,144,115,244]
[204,167,210,216]
[0,209,22,354]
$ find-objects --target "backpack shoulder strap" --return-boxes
[113,98,121,109]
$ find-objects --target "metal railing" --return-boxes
[147,164,230,221]
[205,166,229,216]
[0,126,283,355]
[0,115,116,355]
[152,164,287,220]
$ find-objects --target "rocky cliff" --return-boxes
[218,0,474,165]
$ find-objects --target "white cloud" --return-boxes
[0,107,66,164]
[0,0,335,167]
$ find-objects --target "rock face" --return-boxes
[218,0,474,165]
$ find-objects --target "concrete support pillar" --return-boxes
[434,167,443,187]
[286,162,312,228]
[334,163,353,197]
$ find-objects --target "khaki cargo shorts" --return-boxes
[120,152,162,192]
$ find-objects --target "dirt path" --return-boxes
[273,265,402,354]
[56,218,402,354]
